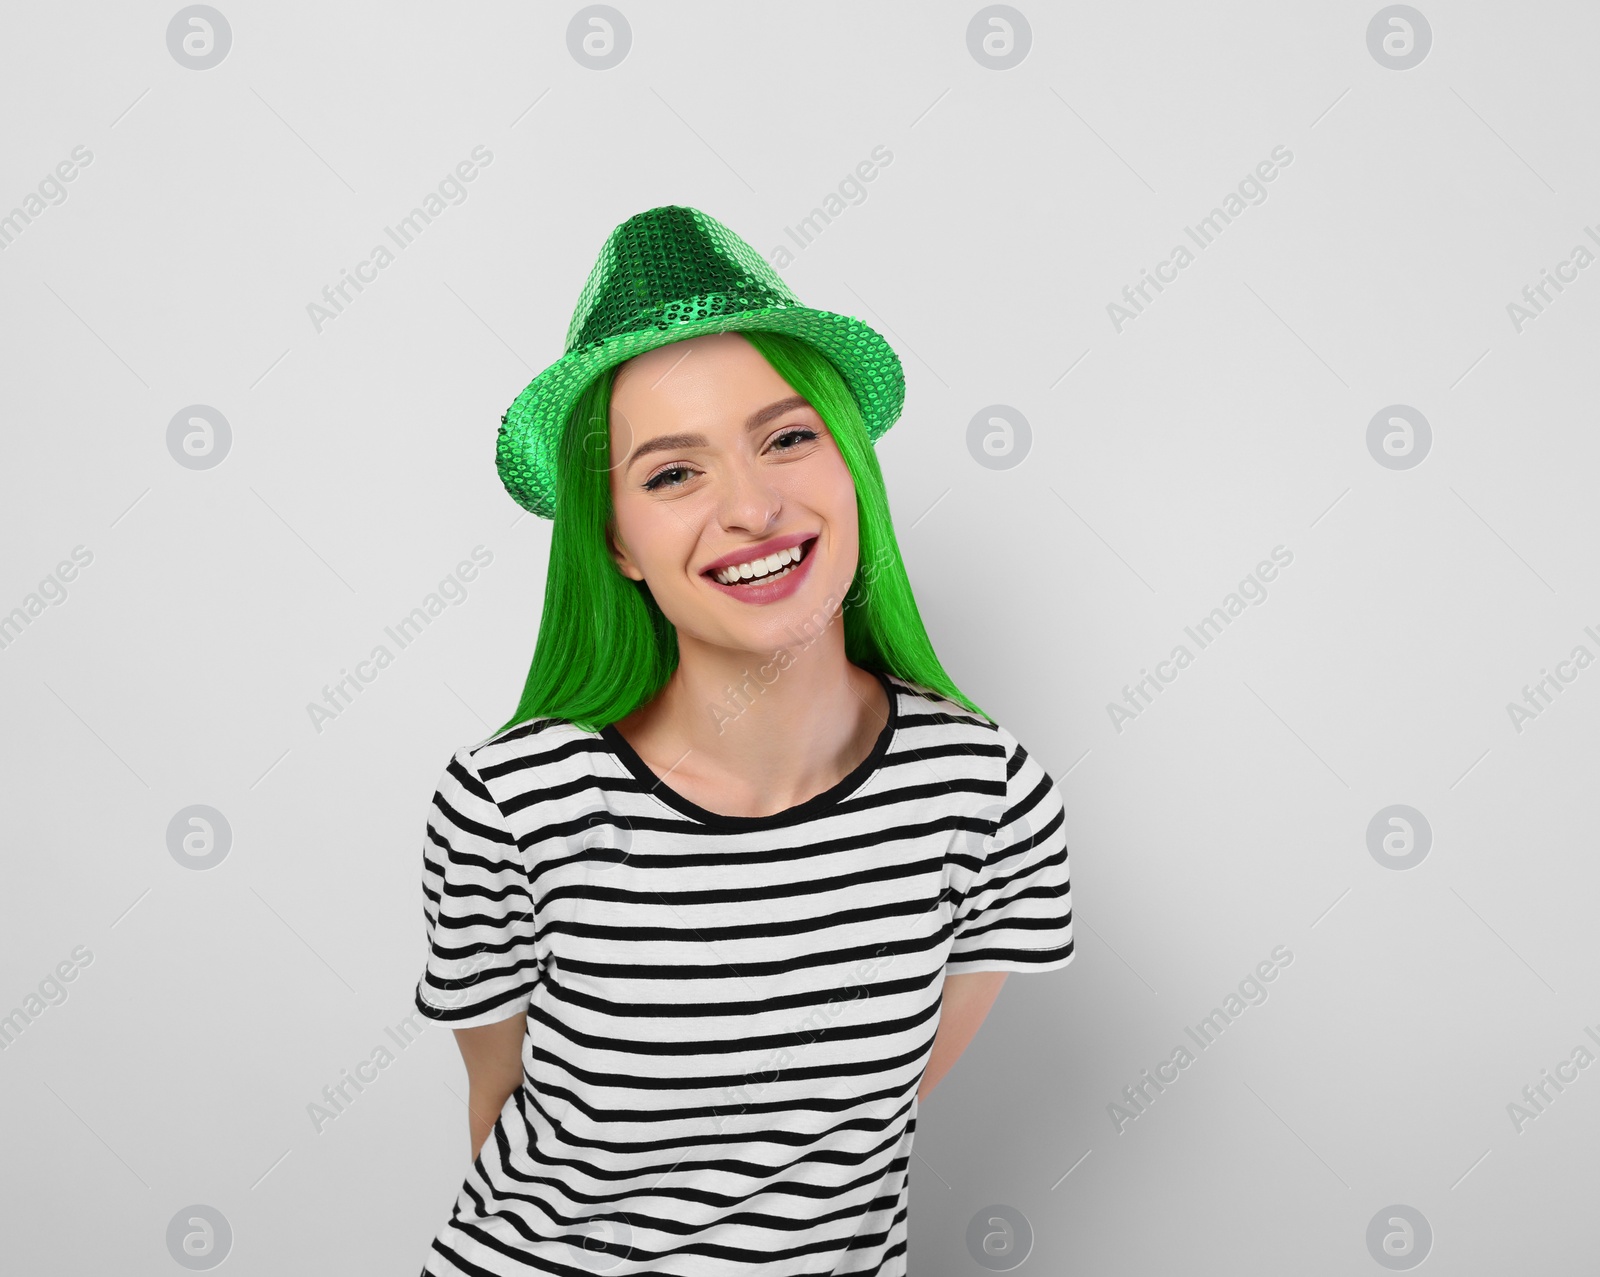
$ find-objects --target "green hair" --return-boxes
[497,329,988,734]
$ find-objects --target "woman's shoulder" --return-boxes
[450,713,609,779]
[877,671,1053,792]
[879,670,1006,746]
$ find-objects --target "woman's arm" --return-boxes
[917,971,1008,1103]
[452,1016,526,1160]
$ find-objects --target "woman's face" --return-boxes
[605,332,860,659]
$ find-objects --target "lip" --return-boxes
[703,535,818,604]
[700,531,818,577]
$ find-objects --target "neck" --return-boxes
[625,626,889,814]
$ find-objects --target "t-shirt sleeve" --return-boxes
[945,725,1076,975]
[414,744,540,1027]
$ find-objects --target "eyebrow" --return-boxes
[623,395,815,470]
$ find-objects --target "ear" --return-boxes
[607,520,645,581]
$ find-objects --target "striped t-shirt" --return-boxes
[414,668,1075,1276]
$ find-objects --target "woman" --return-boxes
[414,206,1074,1275]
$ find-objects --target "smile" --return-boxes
[702,536,819,604]
[708,538,812,585]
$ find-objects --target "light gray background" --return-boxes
[3,1,1596,1272]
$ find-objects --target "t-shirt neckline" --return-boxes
[598,667,899,831]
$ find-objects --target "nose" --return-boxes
[717,450,782,532]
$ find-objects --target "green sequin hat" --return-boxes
[495,205,906,519]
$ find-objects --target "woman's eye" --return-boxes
[772,427,818,450]
[642,429,816,492]
[643,465,693,492]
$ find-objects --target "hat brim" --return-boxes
[496,306,905,519]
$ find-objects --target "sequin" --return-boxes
[496,205,905,519]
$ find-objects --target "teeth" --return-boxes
[713,541,808,585]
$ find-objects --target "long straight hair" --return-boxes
[496,330,988,734]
